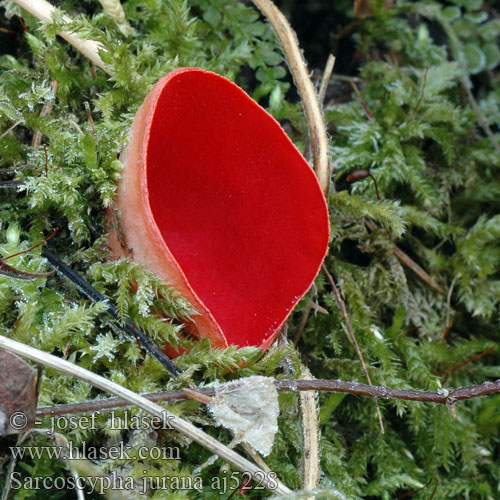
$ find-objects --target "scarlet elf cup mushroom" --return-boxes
[108,68,330,352]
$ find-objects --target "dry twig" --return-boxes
[299,366,320,495]
[35,378,500,419]
[250,0,331,195]
[318,54,336,105]
[11,0,112,75]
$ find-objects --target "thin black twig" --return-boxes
[41,248,182,377]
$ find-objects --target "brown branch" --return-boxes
[398,477,439,499]
[36,378,500,418]
[0,259,55,280]
[0,164,35,175]
[0,227,59,280]
[441,315,454,343]
[322,264,385,433]
[4,227,58,261]
[0,180,25,188]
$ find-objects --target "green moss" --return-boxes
[1,0,500,498]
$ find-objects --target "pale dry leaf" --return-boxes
[208,376,279,456]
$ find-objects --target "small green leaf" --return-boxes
[442,6,461,23]
[463,0,483,11]
[482,43,500,69]
[243,21,266,37]
[272,66,287,80]
[464,11,488,24]
[424,62,462,96]
[480,19,500,39]
[319,393,347,425]
[5,224,20,246]
[258,42,283,66]
[0,100,23,123]
[202,6,221,26]
[269,85,282,111]
[24,33,46,56]
[464,43,486,73]
[452,18,475,38]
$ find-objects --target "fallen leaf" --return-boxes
[208,376,279,456]
[0,349,37,436]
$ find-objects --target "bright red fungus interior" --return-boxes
[142,68,329,349]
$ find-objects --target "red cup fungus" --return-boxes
[109,67,330,352]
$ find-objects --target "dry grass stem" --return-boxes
[11,0,112,75]
[392,245,445,294]
[97,0,132,36]
[293,307,311,346]
[240,443,273,473]
[299,366,320,495]
[0,120,23,140]
[318,54,336,105]
[250,0,331,195]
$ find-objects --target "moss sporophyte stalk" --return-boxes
[1,0,500,498]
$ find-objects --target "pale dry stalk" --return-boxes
[299,366,320,497]
[11,0,112,75]
[250,0,331,195]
